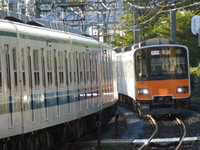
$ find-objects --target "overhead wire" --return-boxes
[138,1,200,25]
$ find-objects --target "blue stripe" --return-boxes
[9,96,13,113]
[1,88,102,113]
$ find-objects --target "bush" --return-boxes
[190,67,200,100]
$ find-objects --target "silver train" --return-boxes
[0,19,118,149]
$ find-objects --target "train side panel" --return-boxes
[0,22,23,139]
[117,51,135,100]
[0,19,118,141]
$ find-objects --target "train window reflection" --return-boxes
[135,46,187,81]
[58,52,64,86]
[33,49,40,89]
[65,52,69,86]
[150,47,187,76]
[47,51,53,87]
[13,48,18,90]
[21,49,26,89]
[0,48,1,91]
[135,50,148,80]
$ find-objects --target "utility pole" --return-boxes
[170,0,176,43]
[134,0,139,44]
[35,0,41,18]
[103,0,108,43]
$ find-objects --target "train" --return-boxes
[0,18,118,149]
[116,38,191,115]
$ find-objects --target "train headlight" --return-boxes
[138,88,149,95]
[176,86,188,93]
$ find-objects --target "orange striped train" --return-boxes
[116,38,190,115]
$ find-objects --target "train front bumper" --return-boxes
[138,98,190,115]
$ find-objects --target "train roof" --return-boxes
[0,10,99,41]
[115,38,175,53]
[0,19,111,49]
[135,38,174,48]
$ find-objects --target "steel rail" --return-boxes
[138,115,158,150]
[175,118,186,150]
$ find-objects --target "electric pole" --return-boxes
[134,0,139,44]
[170,0,176,43]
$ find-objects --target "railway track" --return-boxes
[65,104,199,150]
[138,115,187,150]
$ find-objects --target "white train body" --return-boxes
[117,51,136,99]
[0,19,118,140]
[116,38,190,115]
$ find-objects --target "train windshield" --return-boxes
[135,46,188,81]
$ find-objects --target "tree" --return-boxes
[110,1,200,66]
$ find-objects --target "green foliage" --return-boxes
[110,1,200,66]
[190,67,200,77]
[190,67,200,98]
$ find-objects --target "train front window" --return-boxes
[135,49,148,80]
[150,47,187,79]
[135,46,188,81]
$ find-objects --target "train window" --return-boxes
[149,47,187,78]
[83,53,86,84]
[41,49,46,88]
[90,55,93,83]
[79,53,83,83]
[135,50,148,81]
[54,50,58,86]
[103,55,107,82]
[0,48,2,91]
[65,51,69,86]
[68,53,72,83]
[73,53,77,83]
[107,55,111,82]
[47,51,53,87]
[58,52,64,86]
[85,53,90,83]
[21,49,26,89]
[33,49,40,89]
[95,54,98,83]
[27,47,32,89]
[91,55,96,83]
[76,52,79,84]
[12,48,18,90]
[5,45,11,91]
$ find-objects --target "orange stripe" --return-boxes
[136,79,190,100]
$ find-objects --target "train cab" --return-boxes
[116,38,191,115]
[135,44,190,115]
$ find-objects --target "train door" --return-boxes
[91,54,96,107]
[5,45,22,133]
[107,50,112,102]
[73,52,79,112]
[83,52,88,109]
[41,49,48,120]
[76,52,81,112]
[90,54,95,108]
[5,45,13,128]
[97,51,103,107]
[93,53,98,106]
[102,49,106,104]
[68,52,74,114]
[20,48,28,133]
[9,46,20,126]
[65,51,70,114]
[57,50,65,117]
[27,48,35,123]
[85,52,91,108]
[54,50,60,117]
[45,50,53,120]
